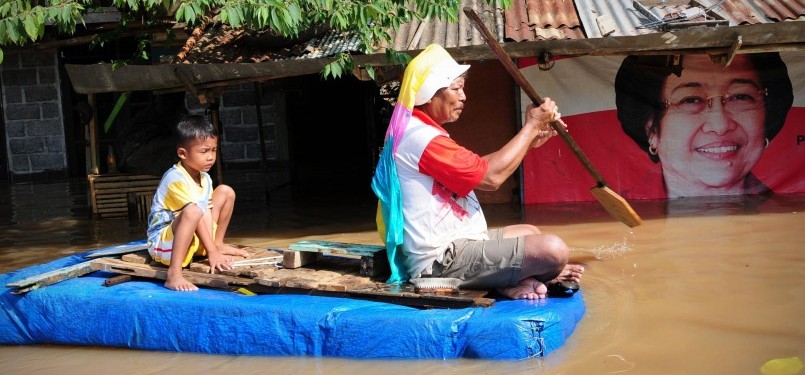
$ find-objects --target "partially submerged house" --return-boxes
[1,0,802,212]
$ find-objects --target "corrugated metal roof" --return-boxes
[575,0,654,37]
[385,0,505,51]
[296,30,361,59]
[574,0,804,39]
[178,25,363,64]
[179,0,803,64]
[505,0,585,41]
[713,0,805,23]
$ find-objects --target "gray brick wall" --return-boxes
[185,81,284,165]
[1,50,66,174]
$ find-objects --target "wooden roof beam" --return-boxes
[173,66,211,104]
[64,22,805,94]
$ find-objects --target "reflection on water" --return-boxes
[1,174,804,374]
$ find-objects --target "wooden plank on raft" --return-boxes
[253,255,493,308]
[6,261,95,294]
[85,242,148,258]
[103,274,133,287]
[287,240,389,277]
[282,251,320,269]
[289,240,384,257]
[84,246,492,308]
[90,258,256,290]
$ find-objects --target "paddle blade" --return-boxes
[590,186,642,227]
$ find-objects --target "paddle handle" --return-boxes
[463,8,607,187]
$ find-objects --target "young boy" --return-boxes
[147,115,249,291]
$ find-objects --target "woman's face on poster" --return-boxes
[652,55,767,195]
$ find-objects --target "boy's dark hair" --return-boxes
[175,115,217,147]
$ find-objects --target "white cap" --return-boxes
[414,58,470,106]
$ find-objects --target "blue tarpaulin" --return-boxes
[0,241,585,359]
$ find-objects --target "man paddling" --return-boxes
[372,44,584,299]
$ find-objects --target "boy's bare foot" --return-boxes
[498,277,548,300]
[164,271,199,292]
[219,244,249,258]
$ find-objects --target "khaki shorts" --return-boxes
[429,228,524,289]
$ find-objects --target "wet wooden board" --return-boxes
[90,258,256,291]
[89,247,494,308]
[6,260,95,294]
[84,242,148,258]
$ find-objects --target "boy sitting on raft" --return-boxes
[146,115,249,291]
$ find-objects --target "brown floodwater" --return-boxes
[1,173,803,374]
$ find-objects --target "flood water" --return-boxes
[1,171,803,374]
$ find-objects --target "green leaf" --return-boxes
[175,3,185,22]
[288,3,301,24]
[0,48,4,64]
[260,7,268,27]
[35,8,45,39]
[227,7,240,27]
[103,92,130,133]
[191,2,202,17]
[47,6,59,19]
[0,2,10,17]
[185,6,195,23]
[6,20,19,43]
[61,4,72,23]
[270,9,279,29]
[330,61,342,77]
[23,15,37,39]
[364,65,375,81]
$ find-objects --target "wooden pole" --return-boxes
[253,82,271,205]
[88,94,99,175]
[209,99,224,184]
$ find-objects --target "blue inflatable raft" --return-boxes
[0,242,585,359]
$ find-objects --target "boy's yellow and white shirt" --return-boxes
[146,162,213,265]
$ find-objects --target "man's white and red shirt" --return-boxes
[395,108,491,278]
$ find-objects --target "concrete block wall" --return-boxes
[0,50,66,174]
[185,81,285,164]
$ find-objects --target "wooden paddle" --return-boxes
[463,8,642,227]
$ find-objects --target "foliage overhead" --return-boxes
[0,0,510,78]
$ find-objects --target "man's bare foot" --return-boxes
[498,277,548,300]
[552,263,585,284]
[219,244,249,258]
[164,271,198,292]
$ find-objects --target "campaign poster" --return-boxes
[520,52,804,204]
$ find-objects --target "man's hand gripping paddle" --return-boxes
[464,7,642,227]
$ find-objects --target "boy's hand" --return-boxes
[207,252,234,274]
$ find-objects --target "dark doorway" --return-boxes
[59,38,155,178]
[285,74,381,200]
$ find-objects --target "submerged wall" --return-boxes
[0,50,66,175]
